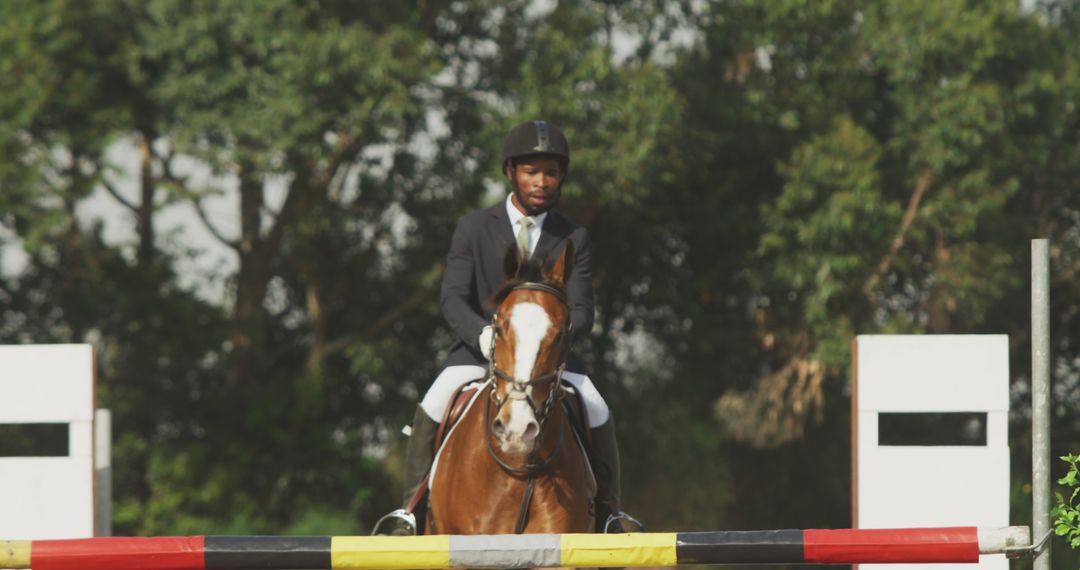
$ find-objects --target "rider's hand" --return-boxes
[479,325,494,360]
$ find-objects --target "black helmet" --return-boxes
[501,120,570,172]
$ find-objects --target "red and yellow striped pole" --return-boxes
[0,527,1030,569]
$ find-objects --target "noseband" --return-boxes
[484,281,572,477]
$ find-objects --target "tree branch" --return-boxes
[155,147,239,250]
[263,161,312,255]
[99,177,139,214]
[319,283,431,358]
[314,89,391,192]
[265,95,382,234]
[191,197,240,251]
[864,169,933,294]
[319,130,366,191]
[159,147,187,186]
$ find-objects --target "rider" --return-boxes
[379,120,638,534]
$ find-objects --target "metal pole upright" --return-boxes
[1032,238,1051,570]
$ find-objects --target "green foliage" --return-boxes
[139,0,440,170]
[2,0,1080,553]
[760,115,897,366]
[1055,454,1080,549]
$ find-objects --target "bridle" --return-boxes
[482,280,573,533]
[488,282,571,418]
[484,281,572,471]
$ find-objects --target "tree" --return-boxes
[4,2,1080,559]
[0,0,501,533]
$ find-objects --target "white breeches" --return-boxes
[419,365,611,428]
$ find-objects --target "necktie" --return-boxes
[516,217,534,257]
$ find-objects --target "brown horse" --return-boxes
[428,242,592,537]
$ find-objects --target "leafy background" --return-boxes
[2,0,1079,567]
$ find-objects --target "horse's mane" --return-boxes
[488,254,564,309]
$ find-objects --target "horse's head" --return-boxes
[486,241,575,456]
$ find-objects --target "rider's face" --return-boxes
[508,156,562,216]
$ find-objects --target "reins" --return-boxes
[483,280,572,534]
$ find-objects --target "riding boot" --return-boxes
[373,405,439,535]
[590,415,642,533]
[402,405,440,506]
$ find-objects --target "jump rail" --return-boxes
[0,526,1030,569]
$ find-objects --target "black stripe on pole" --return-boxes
[205,536,332,569]
[675,530,805,564]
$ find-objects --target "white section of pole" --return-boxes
[1031,239,1050,570]
[94,408,112,537]
[977,526,1032,554]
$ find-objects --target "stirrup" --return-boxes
[604,511,645,533]
[371,508,417,536]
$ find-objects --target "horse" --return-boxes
[427,242,593,538]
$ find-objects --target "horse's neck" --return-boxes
[534,396,567,456]
[430,386,592,535]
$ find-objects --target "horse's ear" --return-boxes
[503,243,523,279]
[547,241,575,287]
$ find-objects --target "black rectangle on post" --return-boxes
[878,412,987,446]
[0,423,68,456]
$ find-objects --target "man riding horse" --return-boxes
[378,120,639,534]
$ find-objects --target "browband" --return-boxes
[511,281,568,305]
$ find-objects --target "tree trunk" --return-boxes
[136,132,157,267]
[927,234,955,333]
[228,167,268,386]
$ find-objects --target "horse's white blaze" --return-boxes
[506,399,537,443]
[505,302,550,440]
[510,302,551,383]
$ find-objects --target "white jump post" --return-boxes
[0,344,100,539]
[853,335,1010,570]
[1031,239,1051,570]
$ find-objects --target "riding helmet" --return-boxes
[501,120,570,173]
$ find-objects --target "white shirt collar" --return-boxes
[505,193,547,230]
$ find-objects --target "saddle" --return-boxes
[435,379,592,453]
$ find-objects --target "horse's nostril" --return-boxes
[522,421,539,442]
[492,418,506,437]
